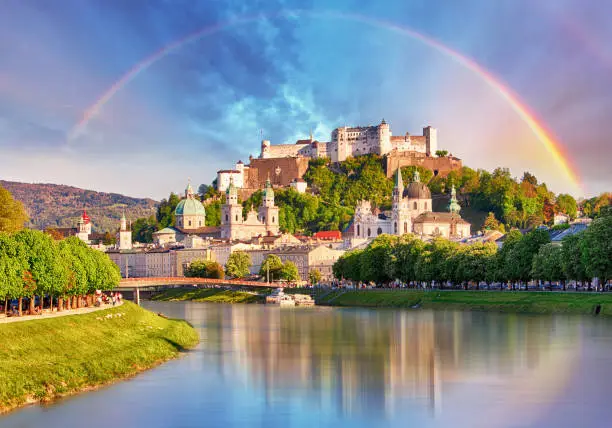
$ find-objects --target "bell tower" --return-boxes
[258,178,280,235]
[221,178,243,239]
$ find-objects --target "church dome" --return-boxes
[404,182,431,199]
[175,198,206,216]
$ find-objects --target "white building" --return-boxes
[290,178,308,193]
[76,210,92,243]
[352,169,470,242]
[216,160,246,192]
[116,212,133,250]
[220,177,280,240]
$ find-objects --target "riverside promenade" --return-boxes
[0,301,123,324]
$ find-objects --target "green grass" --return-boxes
[0,302,199,413]
[151,287,264,304]
[320,290,612,316]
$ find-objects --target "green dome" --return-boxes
[175,198,206,216]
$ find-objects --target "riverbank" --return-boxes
[318,290,612,316]
[151,287,266,304]
[0,302,199,414]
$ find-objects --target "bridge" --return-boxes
[116,277,280,305]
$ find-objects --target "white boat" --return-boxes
[279,295,296,307]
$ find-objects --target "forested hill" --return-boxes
[0,180,158,232]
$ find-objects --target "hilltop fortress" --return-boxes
[216,119,462,195]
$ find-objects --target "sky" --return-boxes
[0,0,610,200]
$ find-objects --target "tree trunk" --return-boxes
[3,298,7,315]
[58,297,63,312]
[18,297,23,316]
[29,296,35,314]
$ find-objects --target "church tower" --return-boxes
[76,210,91,243]
[448,185,461,214]
[117,211,133,250]
[221,177,243,239]
[392,169,411,235]
[258,178,280,236]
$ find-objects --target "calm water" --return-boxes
[3,301,612,428]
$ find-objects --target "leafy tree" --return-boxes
[400,166,434,186]
[0,233,28,314]
[185,259,225,279]
[225,251,252,279]
[309,269,322,285]
[205,199,222,226]
[156,192,180,228]
[556,194,578,219]
[456,242,497,288]
[360,234,397,283]
[580,214,612,286]
[102,231,116,245]
[507,228,550,287]
[333,249,363,281]
[132,216,158,243]
[435,150,449,157]
[531,243,565,286]
[394,234,425,283]
[14,229,67,312]
[281,261,300,282]
[495,229,523,284]
[259,254,284,282]
[198,184,210,197]
[0,185,28,233]
[482,212,505,232]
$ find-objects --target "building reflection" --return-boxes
[187,304,579,420]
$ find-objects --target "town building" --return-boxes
[76,210,92,243]
[220,177,280,240]
[116,212,132,250]
[351,169,470,242]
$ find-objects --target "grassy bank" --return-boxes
[151,287,265,304]
[0,302,199,414]
[319,290,612,316]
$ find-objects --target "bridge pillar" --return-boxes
[134,287,140,306]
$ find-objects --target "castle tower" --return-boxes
[260,140,271,159]
[378,118,392,155]
[221,177,244,239]
[76,210,91,243]
[258,177,280,236]
[117,211,133,250]
[423,126,438,156]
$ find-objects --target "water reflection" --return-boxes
[4,301,611,428]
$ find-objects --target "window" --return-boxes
[188,220,192,227]
[225,214,228,222]
[413,202,417,210]
[404,222,408,234]
[235,214,238,222]
[367,228,371,237]
[394,222,397,234]
[377,227,382,235]
[199,221,202,226]
[272,216,275,223]
[424,202,428,210]
[357,225,360,237]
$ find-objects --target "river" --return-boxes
[3,301,612,428]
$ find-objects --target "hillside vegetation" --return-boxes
[0,180,157,232]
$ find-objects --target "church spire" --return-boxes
[412,169,420,183]
[394,168,404,189]
[448,185,461,214]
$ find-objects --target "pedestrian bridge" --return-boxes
[117,277,280,289]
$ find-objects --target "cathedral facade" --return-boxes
[352,169,470,241]
[220,177,280,240]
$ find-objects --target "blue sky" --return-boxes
[0,0,610,200]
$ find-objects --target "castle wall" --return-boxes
[261,143,311,159]
[245,157,310,189]
[385,152,462,178]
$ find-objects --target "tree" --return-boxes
[435,150,448,157]
[185,259,225,279]
[132,216,157,243]
[281,261,300,282]
[0,185,28,233]
[0,233,28,314]
[561,233,587,286]
[156,192,180,228]
[507,228,550,288]
[225,251,252,279]
[580,214,612,287]
[482,212,505,233]
[360,234,397,284]
[198,184,210,197]
[531,243,565,287]
[14,229,67,313]
[394,234,425,284]
[309,269,322,285]
[102,231,116,245]
[259,254,284,282]
[556,194,578,220]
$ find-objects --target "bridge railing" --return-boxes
[118,277,272,287]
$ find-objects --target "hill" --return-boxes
[0,180,158,232]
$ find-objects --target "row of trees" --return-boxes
[0,230,121,315]
[333,211,611,288]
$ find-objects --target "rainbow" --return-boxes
[67,10,582,190]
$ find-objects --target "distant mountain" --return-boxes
[0,180,158,232]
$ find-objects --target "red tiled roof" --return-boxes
[313,230,342,240]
